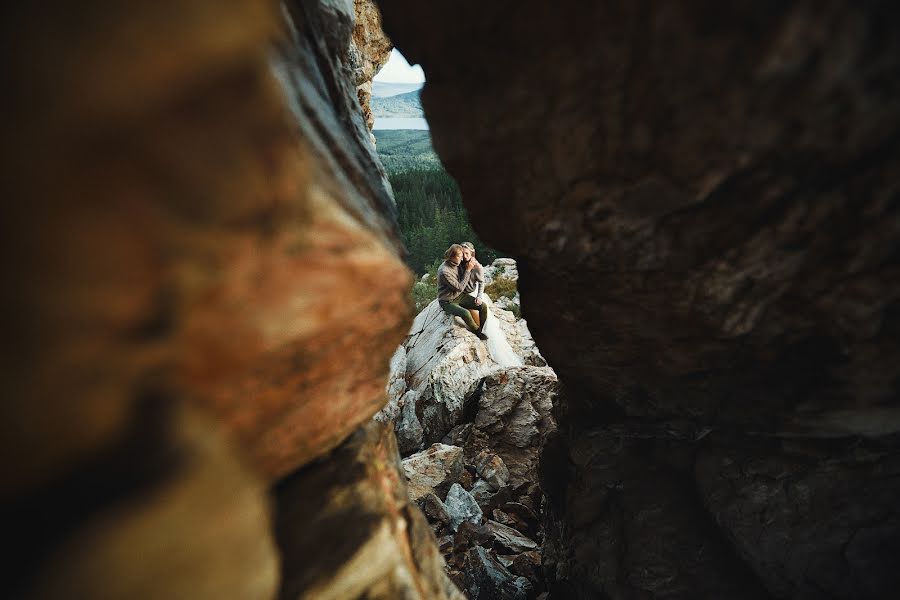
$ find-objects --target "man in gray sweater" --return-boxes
[438,244,488,339]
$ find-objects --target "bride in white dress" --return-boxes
[460,243,523,368]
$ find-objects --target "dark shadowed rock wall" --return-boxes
[376,1,900,598]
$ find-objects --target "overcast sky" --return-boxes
[374,49,425,83]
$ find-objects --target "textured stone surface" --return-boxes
[203,0,411,479]
[482,258,519,286]
[386,314,556,593]
[474,451,511,491]
[382,298,541,452]
[1,0,427,597]
[486,520,539,554]
[3,0,411,493]
[421,492,451,526]
[540,425,766,599]
[470,479,496,506]
[463,546,532,600]
[378,1,900,597]
[276,421,463,600]
[21,407,278,600]
[396,391,426,454]
[696,435,900,598]
[466,367,558,489]
[445,483,483,532]
[350,0,393,130]
[401,443,464,502]
[1,0,279,504]
[380,346,409,423]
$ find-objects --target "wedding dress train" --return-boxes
[478,298,524,368]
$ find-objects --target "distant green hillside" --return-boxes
[374,128,501,275]
[371,89,423,118]
[374,129,440,171]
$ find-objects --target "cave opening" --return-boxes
[368,38,554,597]
[5,1,899,599]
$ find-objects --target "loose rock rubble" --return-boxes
[407,421,553,596]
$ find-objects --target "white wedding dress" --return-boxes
[474,293,523,368]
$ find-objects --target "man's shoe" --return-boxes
[476,331,489,340]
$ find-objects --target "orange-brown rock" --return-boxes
[3,0,411,504]
[3,0,416,596]
[0,0,282,503]
[275,421,464,600]
[24,407,278,600]
[352,0,394,129]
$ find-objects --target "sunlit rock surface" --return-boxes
[381,299,558,594]
[378,297,544,452]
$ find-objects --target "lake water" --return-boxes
[373,117,429,130]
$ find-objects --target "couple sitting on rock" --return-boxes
[437,242,489,340]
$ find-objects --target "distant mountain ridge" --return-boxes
[372,81,424,98]
[372,89,423,118]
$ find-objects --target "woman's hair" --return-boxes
[461,242,476,254]
[444,243,463,261]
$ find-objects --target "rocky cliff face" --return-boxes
[376,1,900,598]
[351,0,393,130]
[379,294,546,454]
[2,0,460,598]
[384,296,559,597]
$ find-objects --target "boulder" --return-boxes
[377,346,409,424]
[494,293,521,313]
[465,367,558,488]
[386,298,541,450]
[453,521,493,552]
[475,451,511,491]
[397,301,498,445]
[511,551,542,583]
[470,479,496,506]
[500,502,539,525]
[420,492,451,526]
[482,258,519,285]
[445,483,483,532]
[486,520,539,554]
[396,391,425,454]
[492,508,514,526]
[497,502,540,539]
[463,546,532,600]
[402,444,464,502]
[437,535,455,554]
[458,468,475,490]
[442,423,474,448]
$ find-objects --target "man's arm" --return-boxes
[442,264,473,293]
